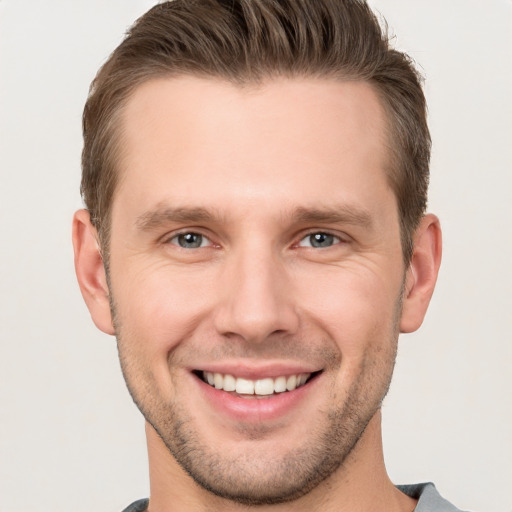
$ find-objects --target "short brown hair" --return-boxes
[81,0,430,263]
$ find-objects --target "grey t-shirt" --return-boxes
[397,483,468,511]
[122,482,467,511]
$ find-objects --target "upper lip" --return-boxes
[189,361,322,380]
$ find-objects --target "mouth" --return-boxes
[195,370,321,398]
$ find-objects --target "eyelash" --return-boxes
[296,231,344,249]
[164,230,346,250]
[166,231,213,249]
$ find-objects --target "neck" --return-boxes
[144,411,416,512]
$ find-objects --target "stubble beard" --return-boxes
[155,357,395,506]
[110,293,402,506]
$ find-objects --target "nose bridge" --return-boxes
[213,238,298,342]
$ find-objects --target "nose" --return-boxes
[213,246,299,343]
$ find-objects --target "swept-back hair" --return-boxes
[82,0,430,262]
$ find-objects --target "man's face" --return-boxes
[107,77,406,503]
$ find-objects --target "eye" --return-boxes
[298,232,341,248]
[169,232,211,249]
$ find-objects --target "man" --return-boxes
[72,1,456,510]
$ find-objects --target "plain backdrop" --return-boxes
[0,1,511,511]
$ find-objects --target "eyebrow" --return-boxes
[136,205,220,231]
[135,203,374,231]
[290,205,374,229]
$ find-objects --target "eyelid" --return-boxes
[295,229,349,248]
[162,229,215,248]
[159,228,349,249]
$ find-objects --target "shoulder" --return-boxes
[121,498,149,512]
[121,486,470,512]
[397,483,471,512]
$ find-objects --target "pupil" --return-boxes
[311,233,333,247]
[179,233,202,248]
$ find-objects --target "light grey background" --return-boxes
[0,1,510,511]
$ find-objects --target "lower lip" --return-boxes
[195,374,319,423]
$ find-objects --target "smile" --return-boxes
[193,368,323,421]
[201,371,313,396]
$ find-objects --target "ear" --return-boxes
[72,209,115,335]
[400,214,442,333]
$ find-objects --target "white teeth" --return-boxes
[274,376,287,393]
[202,371,312,395]
[286,374,297,391]
[214,373,223,389]
[254,378,274,395]
[223,374,236,392]
[235,378,254,394]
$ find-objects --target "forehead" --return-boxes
[114,76,394,222]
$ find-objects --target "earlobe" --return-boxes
[72,209,115,335]
[400,214,442,333]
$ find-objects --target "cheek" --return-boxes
[110,260,217,354]
[111,264,218,398]
[293,264,402,355]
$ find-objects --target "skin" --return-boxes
[73,76,441,512]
